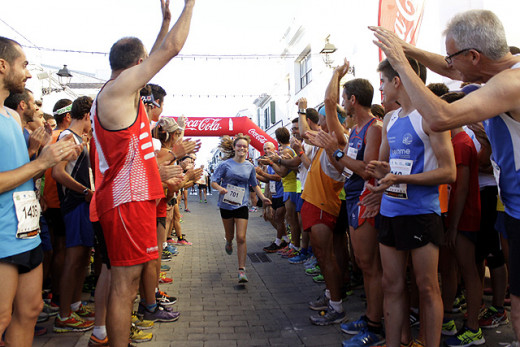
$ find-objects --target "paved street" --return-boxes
[34,192,515,346]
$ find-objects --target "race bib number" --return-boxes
[491,159,501,198]
[223,184,245,206]
[384,159,413,199]
[269,181,276,194]
[342,147,358,179]
[13,191,41,239]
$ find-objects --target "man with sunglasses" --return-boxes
[370,8,520,345]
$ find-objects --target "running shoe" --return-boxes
[184,208,191,213]
[160,264,171,271]
[341,315,368,334]
[132,312,154,330]
[43,302,59,316]
[505,342,520,347]
[176,238,192,246]
[313,274,325,283]
[164,244,178,255]
[308,292,329,311]
[156,290,177,306]
[34,325,47,337]
[309,304,345,326]
[342,329,385,347]
[409,310,420,327]
[54,312,94,333]
[305,265,321,276]
[478,306,509,328]
[88,333,109,346]
[282,249,300,259]
[161,251,172,262]
[225,242,233,255]
[445,326,485,347]
[159,272,173,284]
[263,242,283,253]
[238,269,248,283]
[288,252,310,264]
[303,255,317,268]
[130,324,153,343]
[204,199,207,203]
[143,305,180,322]
[453,293,467,313]
[442,319,458,336]
[276,245,290,255]
[76,303,95,321]
[37,311,49,323]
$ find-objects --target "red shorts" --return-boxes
[99,200,159,267]
[156,198,167,218]
[301,201,337,231]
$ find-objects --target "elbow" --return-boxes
[429,119,450,132]
[446,169,457,184]
[324,97,335,108]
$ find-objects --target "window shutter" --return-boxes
[270,101,276,124]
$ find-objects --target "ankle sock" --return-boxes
[325,289,331,299]
[275,238,282,246]
[93,326,107,339]
[329,299,343,313]
[70,301,81,312]
[146,303,157,312]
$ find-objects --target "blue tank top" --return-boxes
[380,109,440,217]
[482,62,520,219]
[344,118,377,200]
[0,110,41,257]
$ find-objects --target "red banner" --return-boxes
[378,0,426,61]
[166,116,278,155]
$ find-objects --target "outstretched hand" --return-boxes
[160,0,171,22]
[334,58,351,79]
[369,26,409,72]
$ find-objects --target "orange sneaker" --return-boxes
[88,333,109,346]
[54,312,94,333]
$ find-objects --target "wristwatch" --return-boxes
[333,149,345,161]
[82,188,90,196]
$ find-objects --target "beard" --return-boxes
[5,71,25,94]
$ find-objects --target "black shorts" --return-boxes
[198,184,207,189]
[505,213,520,296]
[43,208,66,238]
[93,222,111,269]
[249,186,254,193]
[333,200,348,235]
[157,217,166,228]
[0,244,43,274]
[475,186,504,267]
[271,197,285,210]
[378,213,444,251]
[220,206,249,220]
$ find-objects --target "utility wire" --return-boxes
[0,18,41,50]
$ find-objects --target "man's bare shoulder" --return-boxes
[96,79,140,130]
[4,106,22,128]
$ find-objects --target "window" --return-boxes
[299,52,312,90]
[264,107,270,129]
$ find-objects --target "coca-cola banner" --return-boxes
[167,116,277,155]
[378,0,426,61]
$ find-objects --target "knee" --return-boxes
[236,236,246,245]
[16,298,43,323]
[0,311,12,332]
[382,275,405,295]
[416,280,440,299]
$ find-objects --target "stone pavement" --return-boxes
[34,192,515,346]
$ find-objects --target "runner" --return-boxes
[211,134,271,283]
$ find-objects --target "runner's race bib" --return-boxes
[13,191,41,239]
[223,184,245,206]
[269,181,276,194]
[342,147,358,179]
[384,159,413,199]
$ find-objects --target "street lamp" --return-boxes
[57,65,73,86]
[39,65,73,95]
[320,35,337,68]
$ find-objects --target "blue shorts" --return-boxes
[283,192,302,210]
[296,194,304,213]
[346,198,361,230]
[63,202,94,248]
[40,215,52,252]
[495,211,507,240]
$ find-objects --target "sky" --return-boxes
[3,0,520,165]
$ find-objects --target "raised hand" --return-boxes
[171,138,200,158]
[369,26,409,71]
[38,133,82,169]
[160,0,171,23]
[159,163,183,182]
[28,127,49,155]
[334,58,351,79]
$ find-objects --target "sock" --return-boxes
[93,326,107,339]
[289,243,297,250]
[146,303,157,312]
[329,299,343,313]
[70,301,81,312]
[325,289,331,299]
[275,238,282,246]
[367,322,383,334]
[163,242,168,248]
[282,235,289,242]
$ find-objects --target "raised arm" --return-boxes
[324,59,349,147]
[150,0,172,55]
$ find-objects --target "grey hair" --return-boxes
[444,10,509,60]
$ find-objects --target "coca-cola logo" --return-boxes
[184,118,222,132]
[394,0,422,43]
[248,128,267,144]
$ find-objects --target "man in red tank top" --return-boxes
[90,1,196,346]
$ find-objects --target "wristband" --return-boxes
[298,109,306,115]
[82,188,90,196]
[298,151,304,157]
